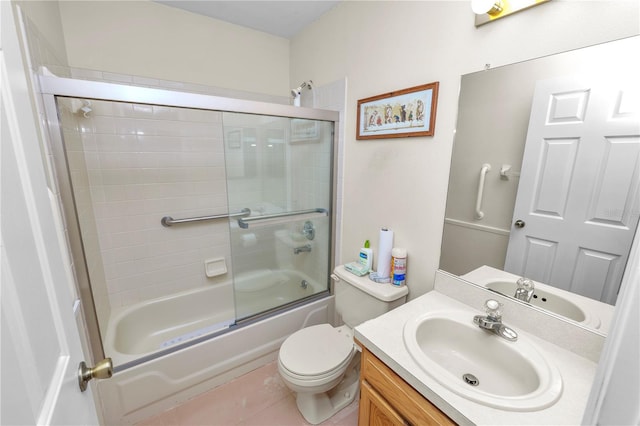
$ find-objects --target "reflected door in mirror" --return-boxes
[505,76,640,305]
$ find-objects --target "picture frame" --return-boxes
[356,82,439,140]
[226,129,242,149]
[290,118,320,143]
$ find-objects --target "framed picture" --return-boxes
[356,82,439,140]
[290,118,320,143]
[226,129,242,149]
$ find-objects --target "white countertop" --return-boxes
[354,290,599,426]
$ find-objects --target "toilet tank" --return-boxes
[333,265,408,328]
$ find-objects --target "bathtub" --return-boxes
[234,268,325,319]
[104,286,236,367]
[99,271,331,425]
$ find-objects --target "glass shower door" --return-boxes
[53,96,239,367]
[222,113,333,320]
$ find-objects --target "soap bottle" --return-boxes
[359,240,373,272]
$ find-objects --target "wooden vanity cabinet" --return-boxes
[357,345,456,426]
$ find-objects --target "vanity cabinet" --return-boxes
[358,345,455,426]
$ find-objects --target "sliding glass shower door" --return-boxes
[53,96,240,365]
[50,91,335,368]
[222,113,334,320]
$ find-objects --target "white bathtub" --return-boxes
[104,284,235,367]
[234,268,325,319]
[99,271,331,425]
[104,269,325,366]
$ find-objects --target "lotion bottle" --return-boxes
[359,240,373,272]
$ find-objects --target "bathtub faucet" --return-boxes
[293,244,312,254]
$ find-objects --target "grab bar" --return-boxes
[161,208,251,227]
[238,208,328,229]
[475,163,491,220]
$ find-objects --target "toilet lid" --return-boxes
[280,324,354,377]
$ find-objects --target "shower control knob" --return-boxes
[514,220,525,228]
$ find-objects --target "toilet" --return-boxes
[278,265,408,424]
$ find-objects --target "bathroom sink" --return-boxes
[485,281,589,323]
[403,310,562,411]
[460,266,610,330]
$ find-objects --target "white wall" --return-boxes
[58,0,291,97]
[290,0,640,299]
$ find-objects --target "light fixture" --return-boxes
[472,0,503,16]
[472,0,552,26]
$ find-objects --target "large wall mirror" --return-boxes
[441,36,639,334]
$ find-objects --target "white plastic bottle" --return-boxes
[391,248,407,286]
[359,240,373,272]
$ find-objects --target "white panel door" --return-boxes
[505,76,640,304]
[1,2,100,424]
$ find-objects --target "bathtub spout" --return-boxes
[294,244,312,254]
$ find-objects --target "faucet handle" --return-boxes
[484,299,503,320]
[516,277,534,291]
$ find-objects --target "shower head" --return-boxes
[290,80,313,98]
[71,99,93,117]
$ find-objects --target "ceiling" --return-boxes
[154,1,341,39]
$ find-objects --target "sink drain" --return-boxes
[463,373,479,386]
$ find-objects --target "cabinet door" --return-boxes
[359,380,409,426]
[359,347,456,426]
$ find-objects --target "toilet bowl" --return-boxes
[277,265,409,424]
[278,324,360,425]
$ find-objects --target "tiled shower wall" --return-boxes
[59,99,233,316]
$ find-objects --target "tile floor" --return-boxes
[136,361,359,426]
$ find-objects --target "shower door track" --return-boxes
[39,72,340,365]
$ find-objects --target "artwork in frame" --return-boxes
[356,82,439,140]
[290,118,320,143]
[226,129,242,149]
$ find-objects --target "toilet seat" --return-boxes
[279,324,354,378]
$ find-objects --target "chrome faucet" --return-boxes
[293,244,312,254]
[514,277,535,302]
[473,299,518,341]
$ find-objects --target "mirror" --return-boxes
[441,36,640,333]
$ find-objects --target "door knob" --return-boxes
[514,220,525,228]
[78,358,113,392]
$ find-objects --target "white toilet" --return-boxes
[278,265,408,424]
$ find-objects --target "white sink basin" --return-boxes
[485,280,587,323]
[403,309,563,411]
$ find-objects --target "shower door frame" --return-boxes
[39,74,340,363]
